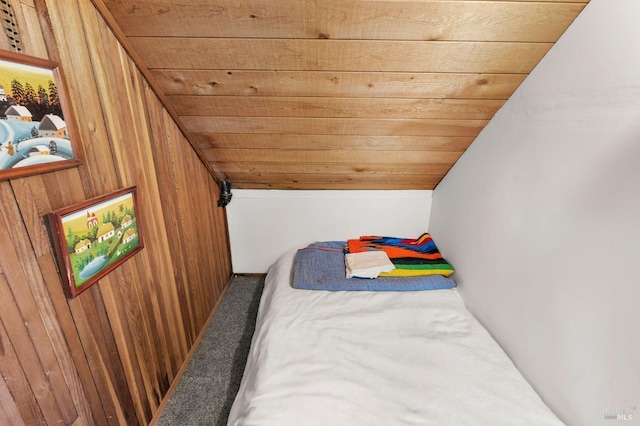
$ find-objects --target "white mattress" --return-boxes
[228,249,563,426]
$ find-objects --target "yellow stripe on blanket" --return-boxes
[379,268,455,277]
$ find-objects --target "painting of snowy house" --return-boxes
[74,239,91,254]
[0,53,80,180]
[5,105,32,122]
[96,222,115,243]
[38,114,67,138]
[29,146,51,156]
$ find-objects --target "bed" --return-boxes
[228,243,563,426]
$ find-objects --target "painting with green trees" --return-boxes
[51,188,144,297]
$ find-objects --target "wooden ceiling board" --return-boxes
[102,0,585,42]
[229,182,446,190]
[129,38,553,73]
[194,135,475,151]
[183,117,489,136]
[150,71,526,99]
[213,162,455,175]
[201,148,463,164]
[100,0,589,190]
[170,96,505,119]
[224,173,446,188]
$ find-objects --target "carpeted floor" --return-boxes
[156,275,264,426]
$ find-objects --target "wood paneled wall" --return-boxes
[0,1,232,425]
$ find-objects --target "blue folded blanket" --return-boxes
[292,242,456,292]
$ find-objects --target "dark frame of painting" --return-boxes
[0,49,81,180]
[47,186,144,298]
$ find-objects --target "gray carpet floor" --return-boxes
[157,275,264,426]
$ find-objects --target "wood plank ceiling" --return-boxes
[102,0,589,190]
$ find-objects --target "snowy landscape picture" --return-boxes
[48,187,144,298]
[0,50,80,180]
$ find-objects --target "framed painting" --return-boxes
[47,187,144,298]
[0,49,81,180]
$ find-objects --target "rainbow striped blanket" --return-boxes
[346,233,454,277]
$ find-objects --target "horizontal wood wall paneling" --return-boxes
[130,38,552,74]
[105,0,586,42]
[186,117,488,137]
[203,148,462,164]
[195,134,475,151]
[171,96,505,119]
[152,70,526,99]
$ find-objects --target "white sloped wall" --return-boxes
[429,0,640,424]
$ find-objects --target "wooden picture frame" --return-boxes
[0,49,81,180]
[47,187,144,298]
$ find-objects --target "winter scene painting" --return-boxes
[0,50,80,180]
[48,187,144,298]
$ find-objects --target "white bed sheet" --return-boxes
[228,249,563,426]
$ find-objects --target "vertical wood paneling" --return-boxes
[0,372,26,426]
[0,183,80,425]
[12,0,47,57]
[74,5,187,420]
[38,254,111,426]
[144,86,230,339]
[0,0,233,424]
[142,92,201,343]
[0,277,47,426]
